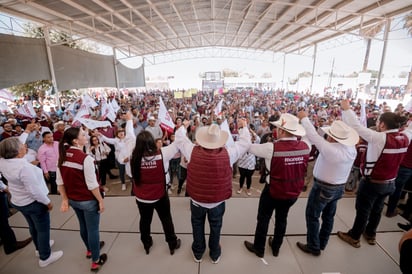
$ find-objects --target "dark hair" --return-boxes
[42,131,52,138]
[58,127,80,167]
[379,112,403,130]
[131,131,158,184]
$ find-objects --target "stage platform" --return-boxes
[1,195,406,274]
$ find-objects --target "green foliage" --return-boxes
[9,80,51,98]
[298,71,312,78]
[9,23,93,97]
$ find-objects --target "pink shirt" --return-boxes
[37,141,59,173]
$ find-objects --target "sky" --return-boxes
[141,23,412,89]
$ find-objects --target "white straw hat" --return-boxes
[270,113,306,136]
[321,120,359,146]
[195,124,228,149]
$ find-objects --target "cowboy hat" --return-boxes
[195,124,228,149]
[270,113,306,136]
[321,120,359,146]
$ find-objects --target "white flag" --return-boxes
[214,99,223,116]
[110,99,121,113]
[17,101,37,118]
[0,89,14,101]
[72,104,90,125]
[78,118,111,130]
[82,94,98,108]
[101,99,116,122]
[158,96,175,133]
[359,101,367,127]
[220,119,235,147]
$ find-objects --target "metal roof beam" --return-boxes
[275,0,396,52]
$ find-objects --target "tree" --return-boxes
[360,21,385,72]
[9,23,94,98]
[222,69,239,77]
[404,13,412,94]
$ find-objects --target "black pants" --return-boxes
[0,192,17,254]
[98,159,110,186]
[238,167,254,189]
[46,171,57,194]
[136,194,178,250]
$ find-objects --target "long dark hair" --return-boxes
[131,131,158,184]
[58,127,80,168]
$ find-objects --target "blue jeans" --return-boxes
[116,161,126,185]
[349,178,395,239]
[12,201,50,260]
[387,166,412,214]
[306,179,345,251]
[253,184,297,255]
[69,199,101,261]
[190,200,225,261]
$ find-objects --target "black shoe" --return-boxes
[268,236,279,257]
[296,242,320,256]
[5,237,32,254]
[109,175,119,179]
[91,253,107,272]
[244,241,263,258]
[302,185,308,192]
[16,237,32,250]
[170,239,181,255]
[144,240,153,255]
[398,222,412,231]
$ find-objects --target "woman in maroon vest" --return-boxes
[57,127,107,272]
[130,131,181,255]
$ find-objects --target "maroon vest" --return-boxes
[59,148,96,201]
[187,146,232,203]
[133,151,166,200]
[401,142,412,169]
[365,132,409,180]
[354,140,368,168]
[269,140,310,199]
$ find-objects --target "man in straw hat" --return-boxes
[296,111,358,256]
[175,118,251,263]
[244,113,311,258]
[337,99,412,248]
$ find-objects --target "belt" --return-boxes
[365,177,395,184]
[314,178,345,187]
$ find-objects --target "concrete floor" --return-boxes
[2,189,407,274]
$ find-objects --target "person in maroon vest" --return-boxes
[386,140,412,217]
[243,113,310,258]
[338,99,412,248]
[56,127,107,272]
[175,118,251,263]
[130,131,181,255]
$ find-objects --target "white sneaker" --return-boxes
[236,189,242,194]
[38,250,63,267]
[35,239,55,257]
[121,184,126,191]
[212,255,221,264]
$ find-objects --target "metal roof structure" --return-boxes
[0,0,411,58]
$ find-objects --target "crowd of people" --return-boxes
[0,88,411,273]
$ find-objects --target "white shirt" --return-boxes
[342,109,412,169]
[301,117,356,184]
[56,146,100,191]
[100,120,135,164]
[0,158,50,206]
